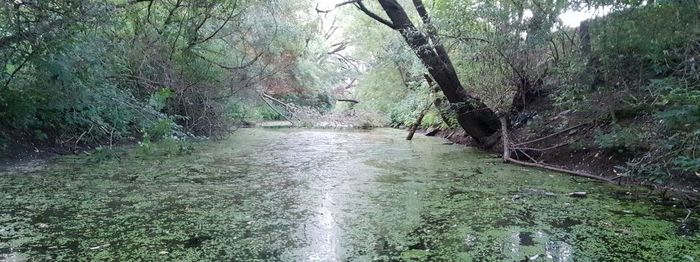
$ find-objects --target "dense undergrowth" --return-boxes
[0,0,346,155]
[534,2,699,185]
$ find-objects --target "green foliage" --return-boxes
[256,107,284,121]
[594,124,651,155]
[651,78,700,131]
[388,92,431,127]
[0,33,159,144]
[226,102,249,122]
[591,2,699,76]
[540,1,700,181]
[146,119,179,141]
[0,0,346,149]
[673,155,700,174]
[549,54,594,110]
[148,88,173,112]
[420,111,442,128]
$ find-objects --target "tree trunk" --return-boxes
[377,0,500,143]
[579,20,592,56]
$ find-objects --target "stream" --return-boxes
[0,128,698,261]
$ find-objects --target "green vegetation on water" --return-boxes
[1,129,697,261]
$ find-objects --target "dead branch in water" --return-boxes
[406,103,433,141]
[262,93,294,111]
[512,123,590,147]
[498,115,614,183]
[511,142,570,152]
[260,93,297,126]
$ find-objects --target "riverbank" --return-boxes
[4,120,698,204]
[413,119,700,203]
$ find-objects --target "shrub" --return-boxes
[594,124,651,155]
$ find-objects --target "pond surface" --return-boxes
[0,128,698,261]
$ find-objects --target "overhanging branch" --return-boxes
[316,0,397,30]
[354,1,398,30]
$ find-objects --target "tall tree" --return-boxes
[341,0,501,143]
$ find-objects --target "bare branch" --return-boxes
[315,0,397,30]
[315,0,359,13]
[194,51,263,70]
[355,1,398,30]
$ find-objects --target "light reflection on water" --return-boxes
[307,190,338,261]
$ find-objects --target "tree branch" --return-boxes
[498,116,614,183]
[315,0,360,13]
[194,52,263,70]
[354,1,398,30]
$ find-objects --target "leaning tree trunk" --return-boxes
[377,0,500,144]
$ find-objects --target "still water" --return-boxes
[1,128,697,261]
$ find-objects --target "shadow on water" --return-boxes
[0,128,698,261]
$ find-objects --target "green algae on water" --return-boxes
[0,128,698,261]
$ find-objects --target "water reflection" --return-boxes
[307,190,338,261]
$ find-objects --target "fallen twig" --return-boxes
[511,142,570,152]
[512,123,589,147]
[514,148,540,163]
[75,125,94,147]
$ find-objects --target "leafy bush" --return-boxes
[549,54,594,110]
[0,35,162,145]
[1,0,349,151]
[257,106,285,121]
[652,78,700,131]
[146,119,179,141]
[673,156,700,174]
[594,124,651,155]
[592,2,699,77]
